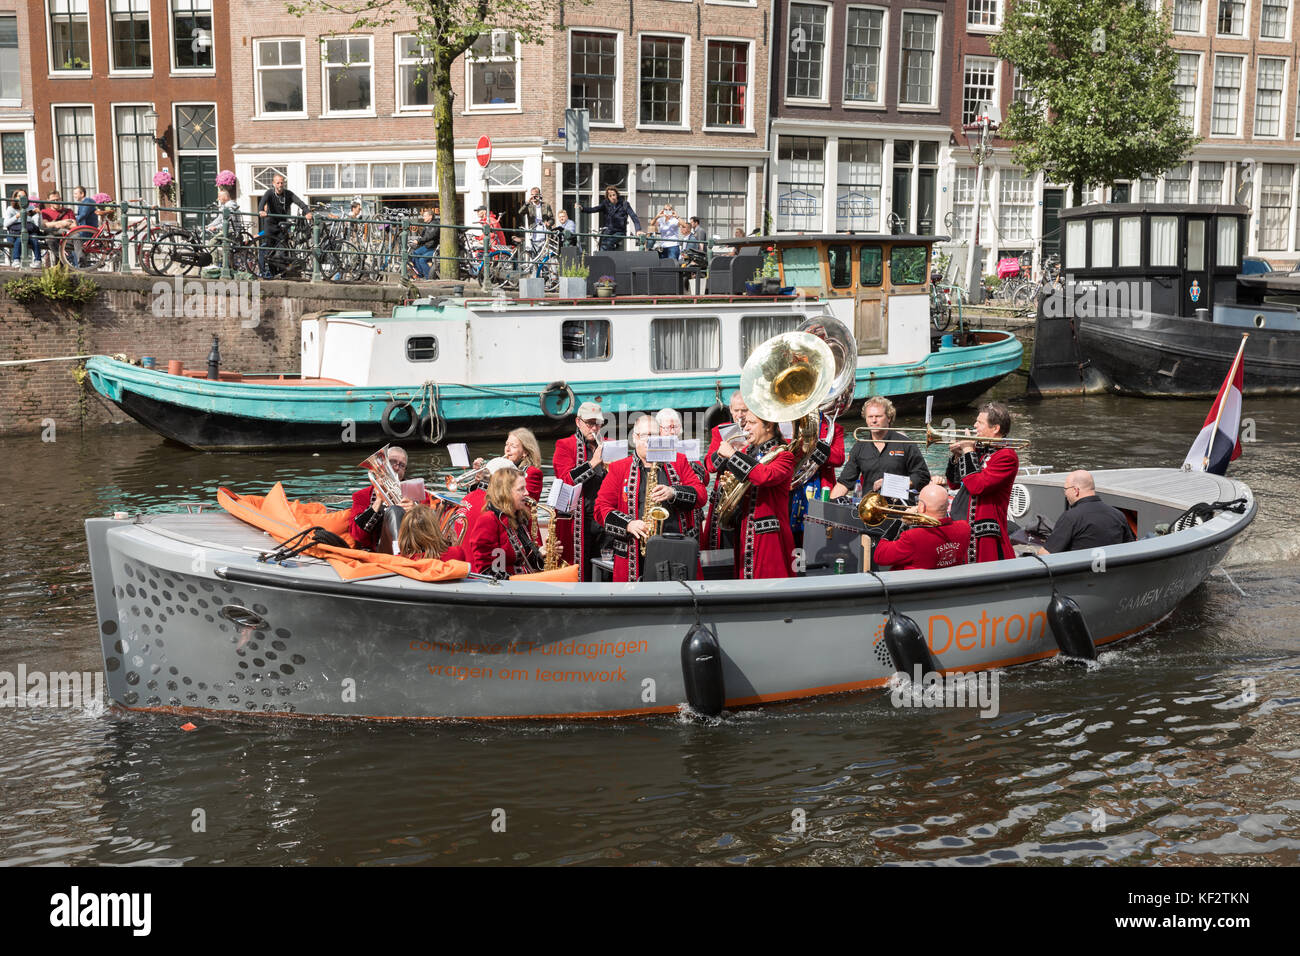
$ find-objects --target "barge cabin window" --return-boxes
[889,246,927,285]
[740,314,801,363]
[650,316,721,372]
[562,319,611,362]
[405,336,438,361]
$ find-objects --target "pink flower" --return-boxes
[92,193,111,204]
[153,168,174,189]
[215,169,237,187]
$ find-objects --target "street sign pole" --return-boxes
[476,135,493,292]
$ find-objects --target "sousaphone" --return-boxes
[788,316,858,489]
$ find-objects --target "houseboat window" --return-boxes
[562,320,611,362]
[780,246,823,288]
[889,246,927,285]
[1186,220,1205,271]
[1216,217,1239,267]
[828,244,852,288]
[650,317,721,372]
[1065,221,1086,269]
[405,336,438,362]
[1091,219,1113,268]
[860,245,883,285]
[1118,217,1142,267]
[1150,216,1178,267]
[740,315,801,363]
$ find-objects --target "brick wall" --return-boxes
[0,269,413,438]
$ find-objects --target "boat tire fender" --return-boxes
[540,381,576,420]
[883,610,938,677]
[1047,593,1097,661]
[701,402,729,435]
[681,622,725,717]
[382,399,420,441]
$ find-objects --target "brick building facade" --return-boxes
[0,3,37,203]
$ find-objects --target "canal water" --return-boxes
[1,394,1297,866]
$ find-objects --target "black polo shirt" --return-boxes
[1044,494,1136,553]
[838,429,931,494]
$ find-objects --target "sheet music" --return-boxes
[447,443,470,468]
[925,395,934,425]
[779,421,794,440]
[646,436,677,462]
[547,480,576,514]
[400,478,426,502]
[680,438,701,461]
[718,423,743,443]
[602,440,629,462]
[881,472,911,501]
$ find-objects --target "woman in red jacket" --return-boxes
[398,504,467,563]
[467,467,543,576]
[503,428,545,500]
[715,415,796,580]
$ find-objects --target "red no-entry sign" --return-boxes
[476,136,493,168]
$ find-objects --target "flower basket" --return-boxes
[594,276,616,298]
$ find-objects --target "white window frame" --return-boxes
[961,55,999,127]
[897,9,941,111]
[320,34,375,118]
[636,32,690,130]
[1172,0,1206,34]
[1214,0,1248,37]
[1195,160,1225,204]
[567,27,623,129]
[784,1,832,106]
[0,13,22,104]
[702,37,754,132]
[173,101,218,156]
[51,102,95,193]
[394,34,432,114]
[1174,52,1201,136]
[167,0,215,76]
[1260,0,1290,39]
[1254,56,1288,138]
[842,6,887,109]
[464,29,522,114]
[965,0,1001,32]
[47,0,92,75]
[1210,54,1244,137]
[253,37,307,120]
[110,101,157,204]
[106,0,152,77]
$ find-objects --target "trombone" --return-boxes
[857,493,942,528]
[852,422,1032,449]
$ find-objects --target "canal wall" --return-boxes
[0,270,445,439]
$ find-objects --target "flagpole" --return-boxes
[1202,333,1248,471]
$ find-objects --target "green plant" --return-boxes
[5,264,99,308]
[560,255,589,279]
[752,245,779,282]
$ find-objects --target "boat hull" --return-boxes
[85,331,1022,451]
[85,469,1253,720]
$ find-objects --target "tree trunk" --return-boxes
[1072,178,1084,206]
[433,54,460,281]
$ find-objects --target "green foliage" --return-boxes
[560,255,589,278]
[991,0,1199,202]
[4,264,100,308]
[752,247,779,282]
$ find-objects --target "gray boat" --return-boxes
[84,468,1254,721]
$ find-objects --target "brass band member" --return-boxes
[467,466,544,577]
[871,485,971,571]
[551,401,608,580]
[462,428,544,499]
[831,395,930,500]
[701,390,749,549]
[657,407,707,484]
[350,444,428,551]
[595,414,706,582]
[716,414,796,580]
[398,503,468,563]
[944,401,1017,563]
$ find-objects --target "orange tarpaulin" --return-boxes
[218,484,469,583]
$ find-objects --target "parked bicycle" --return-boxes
[58,201,170,273]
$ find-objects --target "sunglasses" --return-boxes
[580,418,603,427]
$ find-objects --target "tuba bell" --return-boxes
[360,445,404,507]
[788,316,858,489]
[716,331,834,528]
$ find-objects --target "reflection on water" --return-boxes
[1,395,1298,866]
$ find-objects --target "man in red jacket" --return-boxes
[944,402,1018,563]
[872,485,970,571]
[715,415,796,579]
[701,390,749,550]
[349,445,430,551]
[551,401,608,580]
[594,415,705,582]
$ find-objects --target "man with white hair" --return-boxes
[1040,470,1135,554]
[657,408,706,483]
[871,484,971,571]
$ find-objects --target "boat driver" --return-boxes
[1038,470,1136,554]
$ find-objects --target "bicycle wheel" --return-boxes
[144,228,193,276]
[320,240,363,283]
[59,226,113,271]
[540,254,560,293]
[931,294,953,332]
[488,249,517,290]
[1012,281,1037,311]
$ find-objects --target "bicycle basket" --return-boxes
[996,257,1022,279]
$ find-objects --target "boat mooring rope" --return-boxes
[0,353,98,366]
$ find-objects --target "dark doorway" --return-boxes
[490,191,525,232]
[1041,188,1065,262]
[178,155,217,229]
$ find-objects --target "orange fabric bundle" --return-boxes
[217,484,468,583]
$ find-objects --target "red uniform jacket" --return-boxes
[467,506,542,576]
[522,464,543,501]
[721,439,797,580]
[815,420,846,489]
[349,486,433,551]
[594,453,706,582]
[873,517,971,571]
[702,423,739,549]
[552,433,604,576]
[946,446,1018,563]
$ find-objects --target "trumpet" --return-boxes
[445,463,489,492]
[852,422,1032,448]
[857,493,942,528]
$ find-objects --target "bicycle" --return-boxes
[58,202,170,273]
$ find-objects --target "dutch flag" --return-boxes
[1182,334,1247,476]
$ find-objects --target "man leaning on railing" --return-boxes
[257,173,312,279]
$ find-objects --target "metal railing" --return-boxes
[2,197,722,291]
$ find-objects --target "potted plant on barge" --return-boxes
[559,256,589,298]
[747,245,780,294]
[594,274,616,298]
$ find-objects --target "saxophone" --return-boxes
[641,460,671,556]
[525,496,567,571]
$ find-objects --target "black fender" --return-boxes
[883,609,938,678]
[681,623,725,717]
[540,381,576,420]
[381,399,420,440]
[1047,593,1097,661]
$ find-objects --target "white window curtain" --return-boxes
[1091,218,1113,268]
[1065,221,1086,269]
[1150,216,1178,267]
[1216,216,1238,266]
[1118,217,1142,266]
[1186,219,1205,271]
[651,317,721,372]
[740,315,800,364]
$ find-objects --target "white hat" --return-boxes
[576,401,603,420]
[484,457,515,474]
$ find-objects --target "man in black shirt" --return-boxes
[831,396,930,501]
[257,174,312,278]
[1040,470,1136,554]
